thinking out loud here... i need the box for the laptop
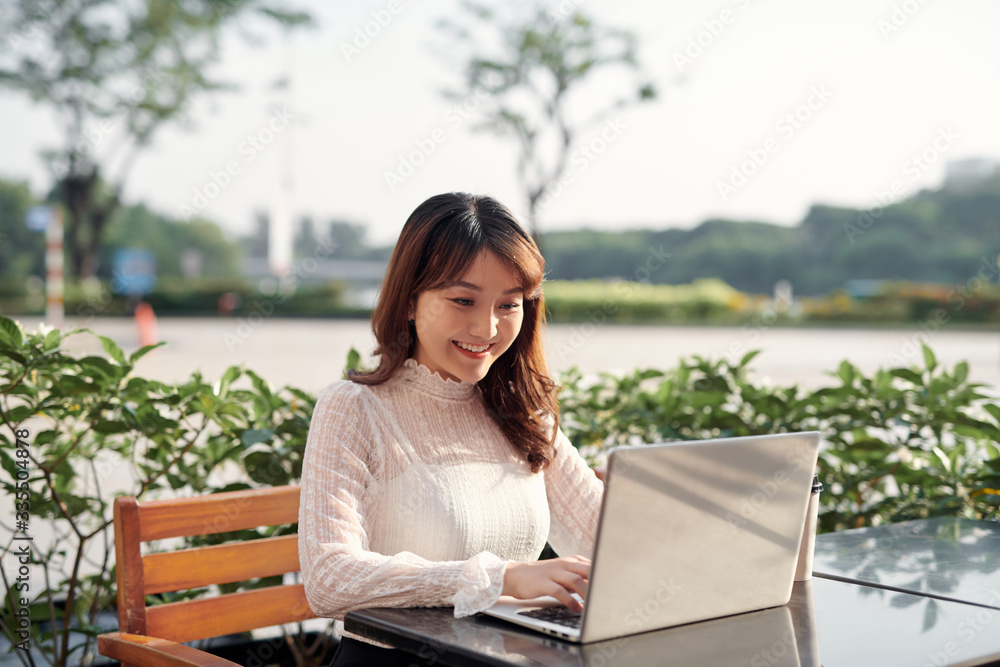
[482,431,821,643]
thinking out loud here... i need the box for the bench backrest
[113,485,315,644]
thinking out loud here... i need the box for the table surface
[813,517,1000,610]
[346,575,1000,667]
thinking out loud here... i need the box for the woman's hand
[502,555,591,612]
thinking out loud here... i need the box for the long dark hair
[350,192,558,472]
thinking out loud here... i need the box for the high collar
[396,358,479,401]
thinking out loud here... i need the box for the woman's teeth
[455,341,491,353]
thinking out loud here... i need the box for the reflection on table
[345,576,1000,667]
[813,517,1000,609]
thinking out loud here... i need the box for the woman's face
[409,251,525,383]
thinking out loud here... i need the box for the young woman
[298,192,605,666]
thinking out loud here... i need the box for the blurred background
[1,0,999,392]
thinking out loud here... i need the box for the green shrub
[558,348,1000,531]
[0,317,314,667]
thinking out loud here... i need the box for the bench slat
[138,486,300,541]
[143,535,300,595]
[145,585,315,645]
[115,497,148,635]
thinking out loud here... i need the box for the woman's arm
[544,427,605,558]
[490,428,603,612]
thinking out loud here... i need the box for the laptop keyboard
[517,606,582,629]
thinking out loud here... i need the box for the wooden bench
[97,486,317,667]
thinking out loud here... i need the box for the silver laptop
[483,431,821,643]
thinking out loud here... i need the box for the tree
[100,202,244,278]
[0,0,313,279]
[438,2,655,245]
[0,178,43,282]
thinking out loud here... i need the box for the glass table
[812,516,1000,611]
[345,518,1000,667]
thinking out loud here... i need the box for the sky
[1,0,999,246]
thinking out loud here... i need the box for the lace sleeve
[544,427,605,558]
[297,382,508,621]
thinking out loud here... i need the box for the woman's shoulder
[313,378,382,416]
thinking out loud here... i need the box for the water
[9,316,1000,392]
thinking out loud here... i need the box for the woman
[299,192,605,666]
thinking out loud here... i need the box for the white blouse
[297,359,604,641]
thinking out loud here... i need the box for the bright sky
[2,0,999,246]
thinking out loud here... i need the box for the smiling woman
[297,192,604,666]
[409,252,525,384]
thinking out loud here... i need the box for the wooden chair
[97,486,317,667]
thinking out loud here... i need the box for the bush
[0,316,316,667]
[558,348,1000,531]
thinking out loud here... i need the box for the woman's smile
[410,252,524,383]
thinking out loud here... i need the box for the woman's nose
[469,308,498,339]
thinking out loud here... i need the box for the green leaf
[0,316,23,347]
[931,447,951,473]
[838,361,855,385]
[92,420,132,434]
[99,335,127,364]
[243,450,289,485]
[345,347,362,375]
[0,349,27,366]
[43,328,61,351]
[953,361,969,385]
[214,365,243,398]
[986,443,1000,461]
[6,405,37,423]
[921,343,937,372]
[129,342,167,364]
[984,404,1000,425]
[78,355,118,379]
[890,368,923,385]
[739,350,762,368]
[241,429,274,447]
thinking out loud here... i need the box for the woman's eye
[501,302,522,311]
[451,298,474,306]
